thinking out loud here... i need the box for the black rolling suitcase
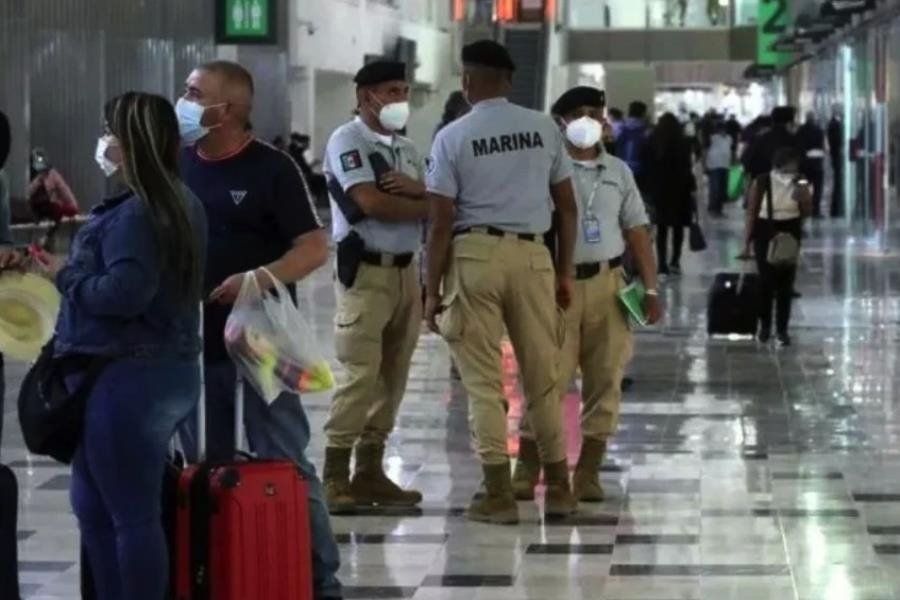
[707,272,760,336]
[1,464,21,600]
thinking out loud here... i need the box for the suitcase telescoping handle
[197,302,207,462]
[234,375,245,453]
[195,303,248,461]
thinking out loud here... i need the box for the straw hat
[0,272,60,360]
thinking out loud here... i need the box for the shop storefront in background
[783,18,892,249]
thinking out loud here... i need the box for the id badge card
[582,216,602,244]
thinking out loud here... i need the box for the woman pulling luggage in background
[740,147,812,347]
[41,92,206,600]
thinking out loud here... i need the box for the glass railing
[568,0,759,30]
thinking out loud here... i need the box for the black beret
[551,86,606,117]
[462,40,516,71]
[772,105,797,124]
[354,60,407,87]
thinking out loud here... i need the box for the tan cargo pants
[438,232,566,466]
[325,261,421,449]
[519,265,634,442]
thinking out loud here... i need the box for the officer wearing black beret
[424,39,579,524]
[514,84,662,504]
[321,58,428,513]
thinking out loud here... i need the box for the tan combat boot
[323,447,356,514]
[572,438,606,502]
[511,437,541,501]
[543,460,578,518]
[467,462,520,525]
[350,443,423,507]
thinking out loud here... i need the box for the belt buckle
[471,226,489,236]
[380,253,393,267]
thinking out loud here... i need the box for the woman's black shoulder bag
[17,338,111,464]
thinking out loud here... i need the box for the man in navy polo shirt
[177,60,341,600]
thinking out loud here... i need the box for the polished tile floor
[5,206,900,599]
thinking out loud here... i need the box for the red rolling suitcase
[174,375,313,600]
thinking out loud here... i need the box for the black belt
[575,256,623,280]
[454,226,541,243]
[360,250,414,268]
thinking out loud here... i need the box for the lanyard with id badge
[579,166,604,245]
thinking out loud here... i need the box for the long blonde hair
[105,92,201,302]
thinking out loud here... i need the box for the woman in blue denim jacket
[45,92,207,600]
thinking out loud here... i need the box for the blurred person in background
[740,147,812,347]
[796,112,826,218]
[27,148,79,224]
[742,106,799,181]
[726,114,742,159]
[827,110,844,218]
[642,113,695,275]
[617,101,650,193]
[434,90,470,139]
[288,132,327,204]
[705,121,732,217]
[607,107,625,141]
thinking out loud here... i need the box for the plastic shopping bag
[727,165,745,202]
[224,268,335,403]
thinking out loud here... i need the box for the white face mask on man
[564,116,603,149]
[370,94,410,132]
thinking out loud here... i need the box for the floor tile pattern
[5,211,900,599]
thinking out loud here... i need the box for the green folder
[617,281,648,327]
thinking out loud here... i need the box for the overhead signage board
[216,0,277,45]
[758,0,792,67]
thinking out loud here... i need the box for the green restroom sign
[217,0,277,44]
[758,0,791,67]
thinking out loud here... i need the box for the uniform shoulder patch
[340,150,363,172]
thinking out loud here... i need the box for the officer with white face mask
[321,60,428,513]
[512,86,663,504]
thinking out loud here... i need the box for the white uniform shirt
[323,117,424,254]
[426,97,573,234]
[572,152,649,263]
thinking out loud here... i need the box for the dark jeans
[830,157,843,217]
[707,168,728,214]
[805,167,824,217]
[182,360,342,600]
[753,218,802,336]
[70,357,199,600]
[657,224,684,268]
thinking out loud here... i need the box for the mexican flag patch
[340,150,363,172]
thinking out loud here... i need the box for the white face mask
[373,97,410,132]
[175,98,224,144]
[565,116,603,149]
[94,135,119,177]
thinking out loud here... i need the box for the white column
[288,65,316,146]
